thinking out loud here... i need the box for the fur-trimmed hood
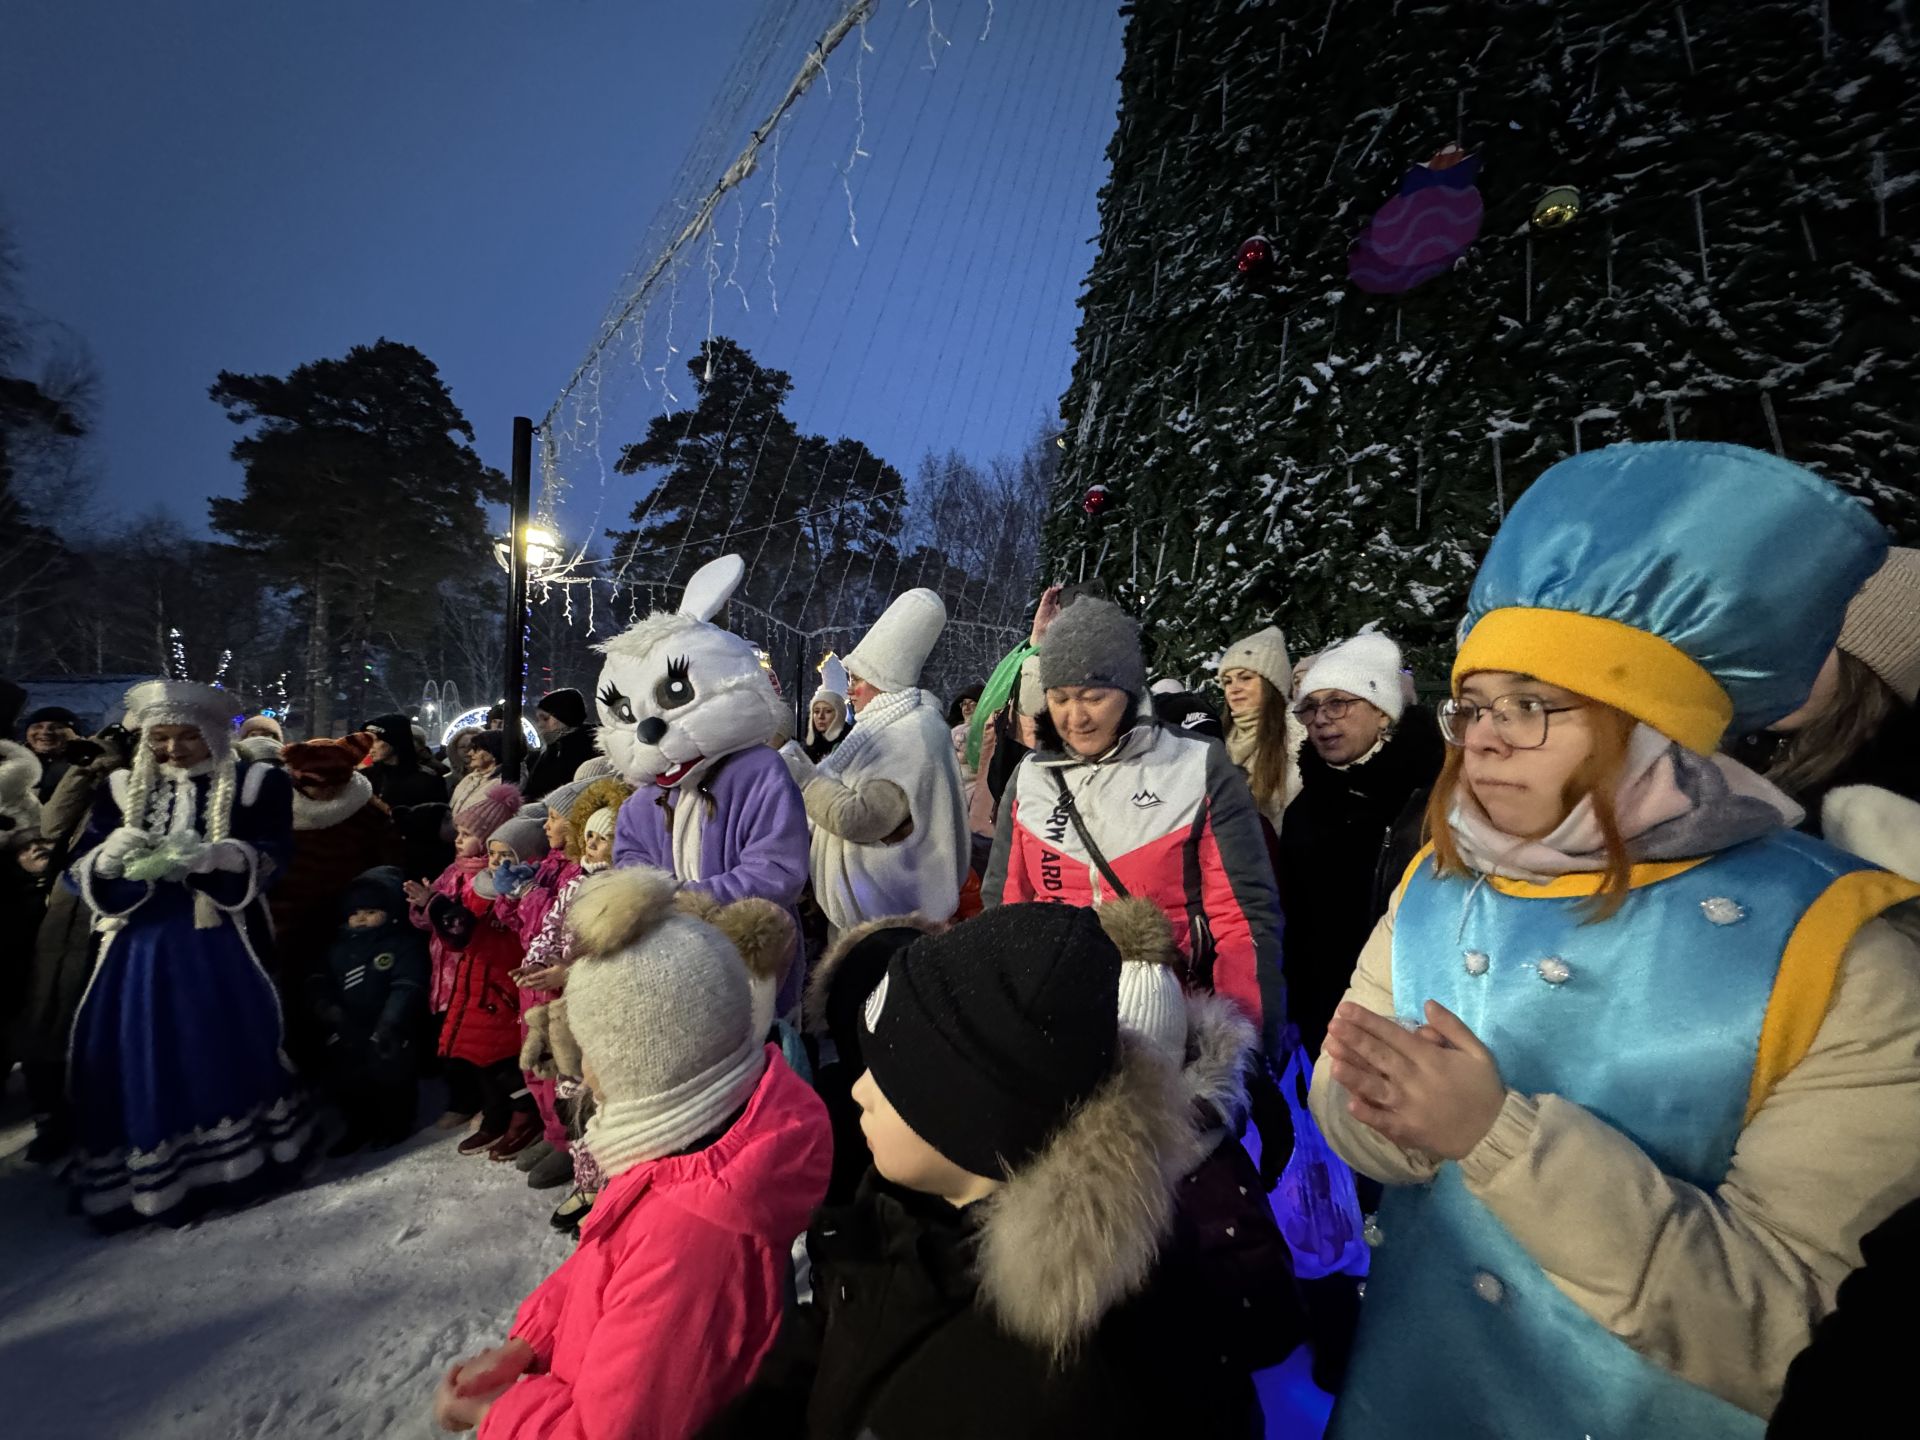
[803,911,941,1038]
[1180,989,1258,1134]
[972,1034,1207,1357]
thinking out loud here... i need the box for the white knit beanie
[844,589,948,694]
[1296,632,1407,722]
[1219,625,1294,700]
[1116,958,1187,1065]
[1094,897,1188,1065]
[583,805,618,840]
[1838,546,1920,705]
[563,868,794,1176]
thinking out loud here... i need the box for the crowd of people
[2,440,1917,1437]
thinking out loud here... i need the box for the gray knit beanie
[1037,598,1148,696]
[1838,546,1920,705]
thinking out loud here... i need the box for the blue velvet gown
[66,759,313,1227]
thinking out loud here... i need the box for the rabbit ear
[818,654,849,696]
[679,555,746,622]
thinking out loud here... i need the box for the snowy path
[0,1088,1332,1440]
[0,1100,563,1440]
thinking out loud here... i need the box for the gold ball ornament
[1530,185,1583,231]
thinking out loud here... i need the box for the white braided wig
[121,680,240,929]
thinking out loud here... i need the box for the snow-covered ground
[0,1082,563,1440]
[0,1080,1332,1440]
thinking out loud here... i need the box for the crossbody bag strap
[1050,768,1130,899]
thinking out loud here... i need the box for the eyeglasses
[1292,696,1364,723]
[1437,694,1584,749]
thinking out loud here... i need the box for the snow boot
[513,1138,554,1174]
[526,1145,574,1190]
[458,1124,505,1156]
[486,1110,543,1162]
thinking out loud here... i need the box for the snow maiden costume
[1310,443,1920,1436]
[600,555,811,1013]
[806,586,970,938]
[66,680,312,1227]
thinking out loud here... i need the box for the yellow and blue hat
[1454,442,1889,753]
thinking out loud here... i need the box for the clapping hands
[1322,1000,1508,1162]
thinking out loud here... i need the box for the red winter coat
[432,865,527,1066]
[480,1052,831,1440]
[983,719,1287,1055]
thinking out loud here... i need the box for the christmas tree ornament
[1235,234,1275,278]
[1082,482,1113,517]
[1530,185,1583,231]
[1348,144,1486,294]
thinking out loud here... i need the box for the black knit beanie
[863,903,1122,1180]
[537,688,588,729]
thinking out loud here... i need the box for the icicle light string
[883,0,1063,497]
[544,0,876,430]
[607,11,898,595]
[542,1,1108,649]
[870,2,1081,616]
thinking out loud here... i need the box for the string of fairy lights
[521,0,1122,670]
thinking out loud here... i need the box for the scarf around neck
[1448,723,1801,882]
[817,688,926,778]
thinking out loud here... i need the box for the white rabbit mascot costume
[599,556,810,1009]
[805,587,970,938]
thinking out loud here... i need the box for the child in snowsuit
[706,901,1258,1440]
[309,866,429,1154]
[488,781,592,1191]
[406,782,541,1160]
[516,779,633,1230]
[430,866,832,1438]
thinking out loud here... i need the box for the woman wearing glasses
[1307,442,1920,1438]
[1274,631,1443,1058]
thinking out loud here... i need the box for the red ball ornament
[1082,482,1112,517]
[1235,234,1275,277]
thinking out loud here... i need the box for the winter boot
[525,1145,574,1190]
[458,1124,505,1156]
[513,1138,554,1174]
[486,1110,543,1162]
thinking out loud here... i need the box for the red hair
[1424,698,1639,921]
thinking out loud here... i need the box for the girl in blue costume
[67,680,312,1229]
[1309,442,1920,1436]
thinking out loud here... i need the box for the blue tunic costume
[1320,442,1912,1433]
[66,758,312,1226]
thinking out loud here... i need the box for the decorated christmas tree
[1049,0,1920,680]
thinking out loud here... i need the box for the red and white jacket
[984,719,1286,1054]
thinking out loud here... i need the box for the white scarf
[585,1040,766,1178]
[816,687,926,777]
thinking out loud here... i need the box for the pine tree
[1050,0,1920,680]
[210,340,505,735]
[609,337,906,624]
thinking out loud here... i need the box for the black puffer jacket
[522,724,599,801]
[1276,707,1443,1055]
[366,758,449,880]
[702,1041,1263,1440]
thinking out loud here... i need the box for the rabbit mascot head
[595,555,786,790]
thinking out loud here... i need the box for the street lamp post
[503,417,533,782]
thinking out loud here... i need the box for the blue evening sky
[3,0,1124,545]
